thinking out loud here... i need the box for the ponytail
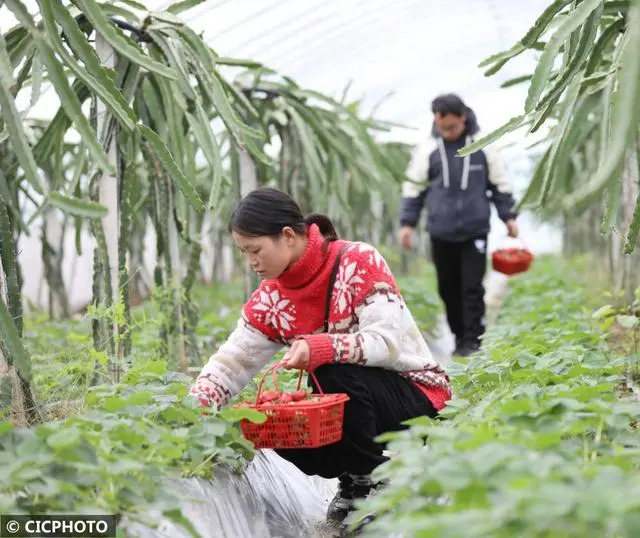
[304,213,339,241]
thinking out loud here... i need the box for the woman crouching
[190,187,451,531]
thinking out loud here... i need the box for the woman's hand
[190,376,219,408]
[399,225,413,250]
[282,339,310,370]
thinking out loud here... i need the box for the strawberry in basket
[236,360,349,449]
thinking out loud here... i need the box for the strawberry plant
[1,281,264,535]
[0,356,263,536]
[353,256,640,538]
[593,287,640,356]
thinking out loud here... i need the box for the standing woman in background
[399,93,519,357]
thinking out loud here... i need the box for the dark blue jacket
[399,108,518,242]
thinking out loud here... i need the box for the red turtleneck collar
[276,224,335,289]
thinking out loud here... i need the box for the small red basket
[492,246,534,276]
[237,361,350,449]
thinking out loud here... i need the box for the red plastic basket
[492,247,534,276]
[237,361,350,449]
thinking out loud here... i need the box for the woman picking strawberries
[190,187,451,532]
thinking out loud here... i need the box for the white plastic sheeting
[121,449,337,538]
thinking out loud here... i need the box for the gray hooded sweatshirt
[399,108,517,242]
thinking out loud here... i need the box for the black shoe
[337,478,387,536]
[339,513,377,537]
[457,340,481,357]
[327,474,377,524]
[327,475,354,524]
[452,337,464,357]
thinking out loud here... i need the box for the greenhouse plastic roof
[2,0,550,145]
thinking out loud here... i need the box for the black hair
[228,186,339,241]
[431,93,468,117]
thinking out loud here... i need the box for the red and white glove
[189,377,219,409]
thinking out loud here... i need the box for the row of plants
[356,255,640,537]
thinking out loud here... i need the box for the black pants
[275,364,438,478]
[430,235,487,347]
